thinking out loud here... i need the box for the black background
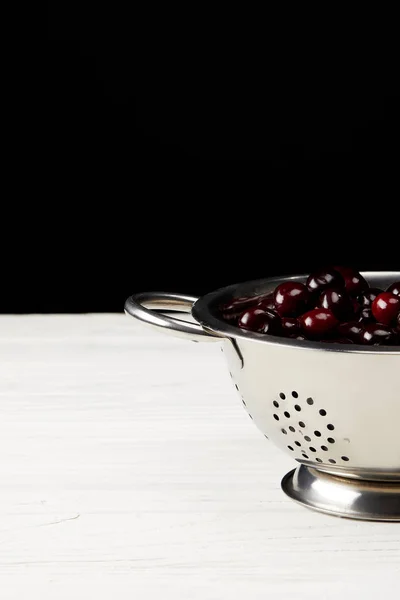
[8,5,399,313]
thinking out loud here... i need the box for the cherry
[281,317,300,337]
[358,288,384,308]
[273,282,309,317]
[371,292,400,326]
[306,268,345,296]
[318,288,354,320]
[338,321,365,344]
[362,323,396,346]
[238,307,280,334]
[387,281,400,297]
[299,308,339,339]
[333,266,369,296]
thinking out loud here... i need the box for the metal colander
[125,271,400,521]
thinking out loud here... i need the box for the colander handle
[124,292,223,342]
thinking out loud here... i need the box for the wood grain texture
[0,315,398,599]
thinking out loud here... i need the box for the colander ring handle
[124,292,223,342]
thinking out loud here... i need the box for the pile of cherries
[220,267,400,346]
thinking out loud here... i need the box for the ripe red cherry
[238,307,280,334]
[299,308,339,339]
[338,321,365,344]
[371,292,400,326]
[362,323,396,346]
[273,282,309,317]
[333,266,368,296]
[387,281,400,297]
[306,268,345,296]
[318,288,354,320]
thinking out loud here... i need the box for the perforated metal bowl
[125,272,400,521]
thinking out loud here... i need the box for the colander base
[281,465,400,521]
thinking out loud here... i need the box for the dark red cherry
[338,321,365,344]
[387,281,400,297]
[273,282,309,317]
[318,288,354,320]
[281,317,300,336]
[238,308,271,333]
[362,323,396,346]
[299,308,339,339]
[238,307,280,334]
[371,292,400,326]
[306,268,345,296]
[333,266,368,296]
[358,288,384,308]
[358,307,375,324]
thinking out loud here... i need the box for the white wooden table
[0,315,398,599]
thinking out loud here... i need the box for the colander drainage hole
[306,397,314,405]
[234,383,239,391]
[321,446,328,451]
[280,393,286,400]
[327,437,335,444]
[273,400,279,408]
[316,458,323,463]
[284,411,291,418]
[329,459,336,464]
[289,426,295,432]
[299,421,305,428]
[292,391,299,398]
[294,441,301,447]
[281,428,287,435]
[273,414,279,421]
[327,424,335,431]
[309,447,316,452]
[304,436,311,442]
[319,409,327,416]
[341,456,350,462]
[294,405,301,412]
[314,430,322,437]
[288,445,294,451]
[302,453,309,459]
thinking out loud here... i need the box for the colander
[124,272,400,521]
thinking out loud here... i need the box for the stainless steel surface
[125,272,400,520]
[124,292,222,342]
[282,466,400,521]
